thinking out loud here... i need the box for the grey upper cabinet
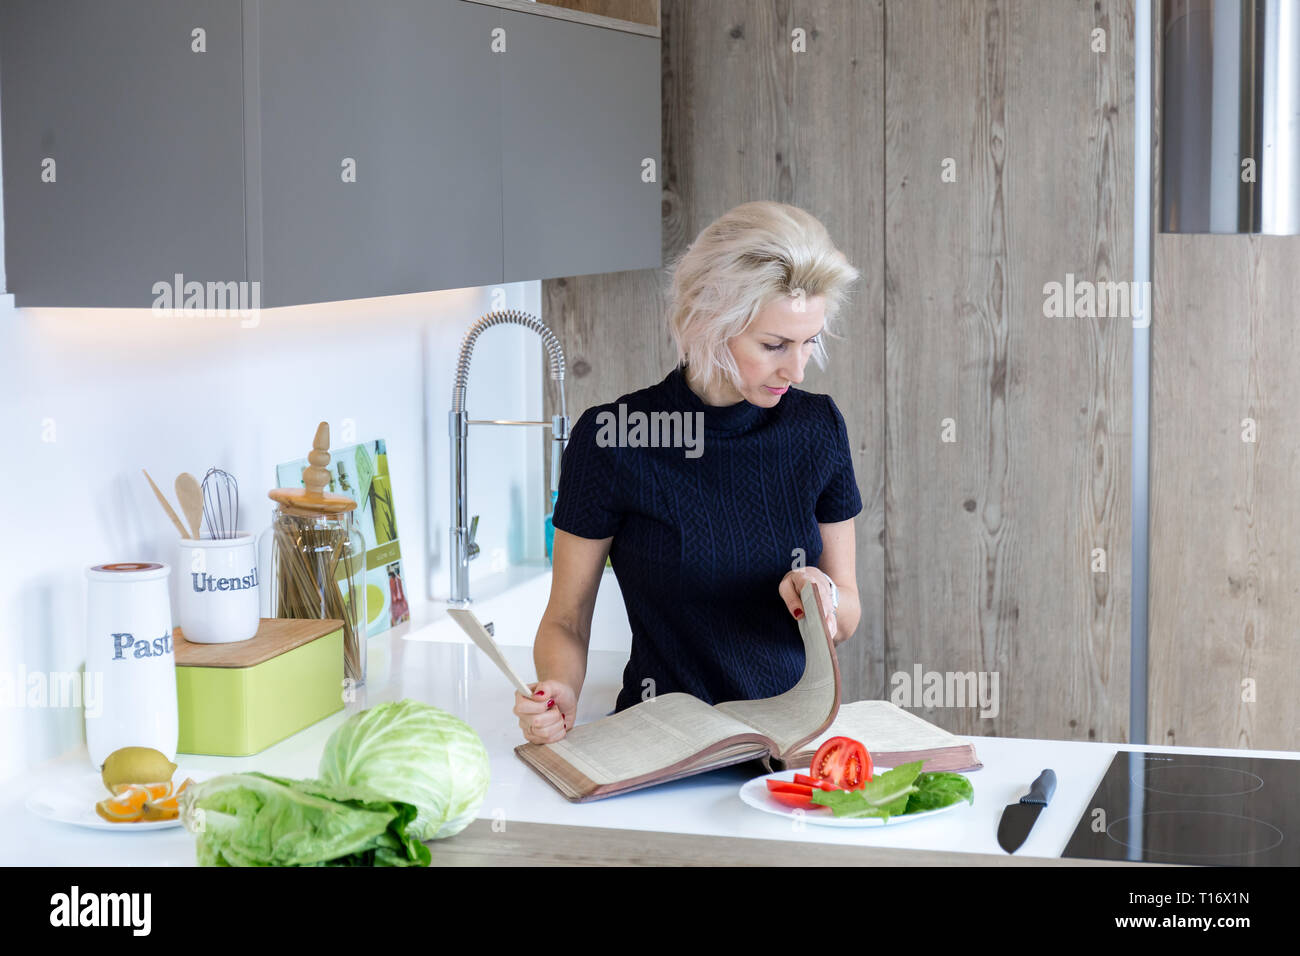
[256,0,503,306]
[498,8,661,282]
[0,0,246,308]
[0,0,660,308]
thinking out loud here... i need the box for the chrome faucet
[449,310,569,606]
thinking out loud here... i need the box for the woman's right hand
[514,680,578,744]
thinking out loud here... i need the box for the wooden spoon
[175,473,205,539]
[142,469,189,538]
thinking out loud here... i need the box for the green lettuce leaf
[809,761,925,820]
[906,772,976,813]
[181,771,432,867]
[808,763,975,821]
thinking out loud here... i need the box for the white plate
[26,772,208,832]
[739,768,971,828]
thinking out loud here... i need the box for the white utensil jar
[176,533,259,644]
[84,562,178,767]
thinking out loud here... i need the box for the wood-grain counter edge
[430,819,1172,867]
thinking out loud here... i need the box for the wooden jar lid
[268,422,357,518]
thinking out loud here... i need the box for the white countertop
[6,569,1299,866]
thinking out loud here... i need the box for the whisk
[202,467,240,539]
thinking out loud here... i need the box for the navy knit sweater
[551,363,862,713]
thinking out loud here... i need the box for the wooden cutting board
[174,618,344,668]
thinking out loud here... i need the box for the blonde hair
[666,201,861,394]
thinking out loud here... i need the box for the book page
[544,692,765,786]
[795,699,969,757]
[713,581,839,756]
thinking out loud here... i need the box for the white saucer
[26,772,207,831]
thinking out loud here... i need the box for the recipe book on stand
[515,583,982,802]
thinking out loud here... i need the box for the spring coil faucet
[449,310,569,605]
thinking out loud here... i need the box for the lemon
[100,747,176,794]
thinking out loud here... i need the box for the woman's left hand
[778,568,838,644]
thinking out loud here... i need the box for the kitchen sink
[403,566,631,653]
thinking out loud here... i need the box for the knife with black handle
[997,769,1057,853]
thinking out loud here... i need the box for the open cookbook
[514,582,982,802]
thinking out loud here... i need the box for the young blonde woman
[514,201,863,744]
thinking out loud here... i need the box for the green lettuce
[906,771,976,813]
[810,761,925,820]
[809,762,974,821]
[180,772,431,867]
[318,699,490,840]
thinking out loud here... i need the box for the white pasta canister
[84,562,178,768]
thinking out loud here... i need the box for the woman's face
[722,294,827,407]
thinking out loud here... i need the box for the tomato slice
[809,736,872,790]
[763,778,832,810]
[766,780,814,795]
[793,773,838,791]
[768,790,818,809]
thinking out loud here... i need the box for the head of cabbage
[318,699,489,840]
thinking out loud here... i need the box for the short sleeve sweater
[550,363,862,713]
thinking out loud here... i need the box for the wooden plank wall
[545,0,1135,742]
[539,0,660,29]
[1145,0,1299,753]
[884,0,1132,740]
[1149,236,1300,750]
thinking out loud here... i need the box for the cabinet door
[0,0,246,307]
[256,0,503,307]
[497,9,661,282]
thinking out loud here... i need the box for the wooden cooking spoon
[175,472,205,539]
[142,469,189,538]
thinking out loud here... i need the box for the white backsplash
[0,283,551,784]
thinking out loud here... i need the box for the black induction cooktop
[1062,750,1298,865]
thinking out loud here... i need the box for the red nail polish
[534,690,545,696]
[793,608,804,619]
[547,700,555,709]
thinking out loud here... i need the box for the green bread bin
[174,618,345,756]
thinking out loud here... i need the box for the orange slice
[140,795,179,822]
[94,787,150,823]
[110,780,173,800]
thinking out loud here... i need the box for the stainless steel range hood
[1162,0,1300,233]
